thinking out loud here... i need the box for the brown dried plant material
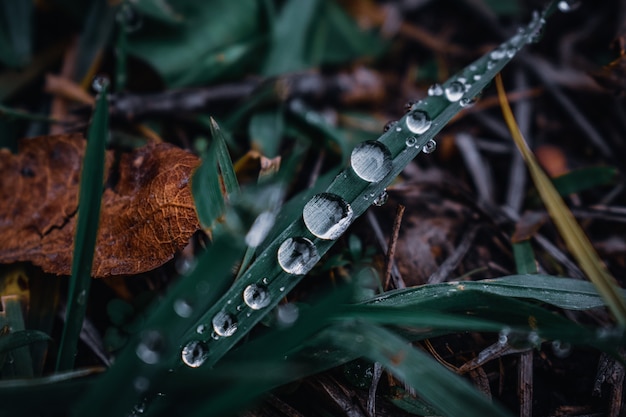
[0,134,201,277]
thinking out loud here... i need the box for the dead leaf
[0,134,201,277]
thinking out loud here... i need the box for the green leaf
[322,323,515,417]
[248,108,285,158]
[56,81,110,372]
[513,241,538,274]
[0,1,33,68]
[552,166,617,196]
[0,330,50,355]
[191,136,224,229]
[209,117,239,197]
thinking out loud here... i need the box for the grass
[0,0,625,416]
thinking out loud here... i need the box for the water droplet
[473,74,482,81]
[395,126,402,132]
[133,376,150,393]
[487,60,497,70]
[350,141,392,182]
[279,286,285,292]
[76,290,87,305]
[173,298,193,318]
[373,189,388,207]
[405,137,417,147]
[489,49,506,61]
[303,193,353,240]
[196,324,208,334]
[422,139,437,154]
[498,328,510,345]
[212,311,238,337]
[243,284,271,310]
[383,120,397,132]
[444,81,465,102]
[505,47,516,58]
[551,340,572,358]
[181,340,209,368]
[116,3,143,32]
[405,110,432,135]
[92,75,110,93]
[262,277,269,285]
[277,237,320,275]
[175,257,196,275]
[427,83,444,96]
[528,12,546,44]
[557,0,580,12]
[210,331,219,340]
[130,398,148,416]
[459,97,475,108]
[245,211,276,247]
[277,303,299,327]
[136,330,165,365]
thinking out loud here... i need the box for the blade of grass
[495,74,626,325]
[56,82,110,372]
[0,330,50,355]
[513,241,538,274]
[209,117,239,196]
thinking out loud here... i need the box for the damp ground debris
[0,1,625,417]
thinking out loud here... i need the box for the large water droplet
[181,340,209,368]
[277,237,320,275]
[422,139,437,154]
[245,211,276,247]
[444,81,465,102]
[427,83,443,96]
[303,193,353,240]
[373,189,388,207]
[243,284,271,310]
[405,110,432,135]
[212,311,238,337]
[136,330,165,364]
[350,141,392,183]
[173,298,193,318]
[557,0,580,12]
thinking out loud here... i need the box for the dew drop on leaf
[277,237,320,275]
[181,340,209,368]
[350,141,392,182]
[557,0,580,12]
[173,298,193,318]
[405,110,432,135]
[422,139,437,154]
[303,193,353,240]
[243,283,271,310]
[427,83,443,96]
[444,81,465,102]
[212,311,238,337]
[405,137,417,147]
[373,189,388,207]
[136,330,165,365]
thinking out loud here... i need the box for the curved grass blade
[173,4,558,372]
[496,74,626,325]
[321,322,515,417]
[0,330,50,355]
[56,82,110,372]
[365,274,624,311]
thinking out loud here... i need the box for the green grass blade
[0,1,33,67]
[322,322,515,417]
[513,241,538,274]
[191,136,224,229]
[551,166,617,196]
[366,274,623,311]
[0,330,50,355]
[209,117,239,196]
[55,82,110,372]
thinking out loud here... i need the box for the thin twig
[384,204,405,290]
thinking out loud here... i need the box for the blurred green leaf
[552,166,617,196]
[513,241,538,274]
[0,330,50,355]
[249,108,285,158]
[482,0,521,17]
[0,1,33,68]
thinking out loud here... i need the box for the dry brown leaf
[0,134,201,277]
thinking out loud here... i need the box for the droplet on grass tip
[444,81,465,102]
[243,284,271,310]
[181,340,209,368]
[422,139,437,154]
[277,237,320,275]
[405,110,432,135]
[212,311,238,337]
[350,141,392,183]
[303,193,353,240]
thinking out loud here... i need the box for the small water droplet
[551,340,572,358]
[383,120,397,132]
[243,284,271,310]
[279,286,285,292]
[303,193,353,240]
[422,139,437,154]
[277,303,299,327]
[116,3,143,32]
[350,141,392,183]
[557,0,580,12]
[373,189,388,207]
[130,398,148,416]
[133,376,150,393]
[444,81,465,102]
[210,331,219,340]
[459,97,475,108]
[181,340,209,368]
[277,237,320,275]
[395,126,402,132]
[136,330,165,365]
[405,110,432,135]
[196,324,208,334]
[473,74,482,81]
[427,83,443,96]
[262,277,269,285]
[92,75,110,93]
[505,47,516,58]
[245,211,276,247]
[489,49,506,61]
[498,327,511,345]
[212,311,238,337]
[405,137,417,147]
[173,298,193,318]
[76,290,87,305]
[487,60,497,70]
